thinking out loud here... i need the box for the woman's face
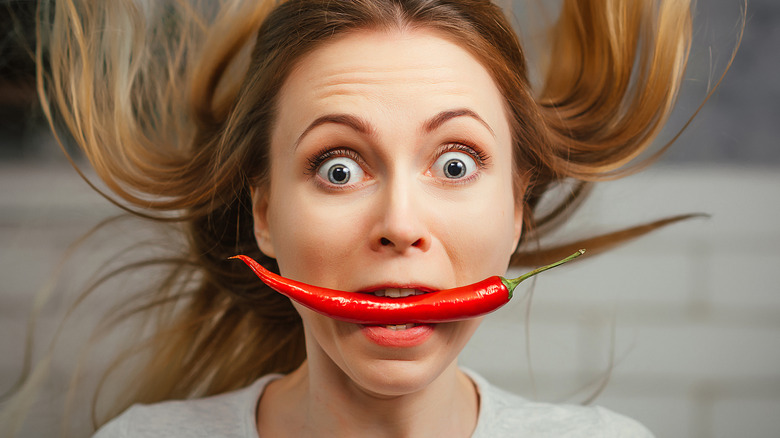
[252,28,523,396]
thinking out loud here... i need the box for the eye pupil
[444,159,466,178]
[328,165,350,184]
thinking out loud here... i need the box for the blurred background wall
[1,0,778,437]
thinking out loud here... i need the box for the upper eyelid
[435,142,491,166]
[305,147,364,175]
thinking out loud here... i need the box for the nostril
[377,237,426,250]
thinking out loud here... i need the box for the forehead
[272,28,510,141]
[297,29,483,94]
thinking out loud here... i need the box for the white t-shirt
[94,369,653,437]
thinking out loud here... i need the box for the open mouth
[383,323,418,330]
[370,288,427,298]
[368,289,428,329]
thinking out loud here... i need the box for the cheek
[267,188,368,283]
[434,188,519,280]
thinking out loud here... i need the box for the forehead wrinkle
[312,66,466,99]
[315,84,470,101]
[314,78,470,101]
[318,63,456,81]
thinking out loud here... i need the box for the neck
[258,359,479,438]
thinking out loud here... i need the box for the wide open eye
[317,156,365,185]
[430,151,478,180]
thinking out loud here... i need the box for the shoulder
[92,374,280,438]
[465,369,653,438]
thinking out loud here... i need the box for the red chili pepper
[230,250,584,324]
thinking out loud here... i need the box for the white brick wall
[2,164,779,437]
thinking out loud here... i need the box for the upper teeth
[373,288,424,298]
[385,324,416,330]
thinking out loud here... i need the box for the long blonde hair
[16,0,736,432]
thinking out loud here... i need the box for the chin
[346,355,457,398]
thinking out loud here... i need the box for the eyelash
[303,142,491,178]
[436,142,491,168]
[304,147,363,176]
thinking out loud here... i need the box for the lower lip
[361,324,435,348]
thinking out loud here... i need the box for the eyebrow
[423,108,495,138]
[294,114,374,150]
[293,108,495,149]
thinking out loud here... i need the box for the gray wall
[504,0,779,165]
[660,0,779,164]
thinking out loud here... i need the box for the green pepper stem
[501,249,585,299]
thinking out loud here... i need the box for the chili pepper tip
[501,249,585,299]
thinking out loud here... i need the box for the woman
[28,0,704,436]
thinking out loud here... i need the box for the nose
[369,179,431,254]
